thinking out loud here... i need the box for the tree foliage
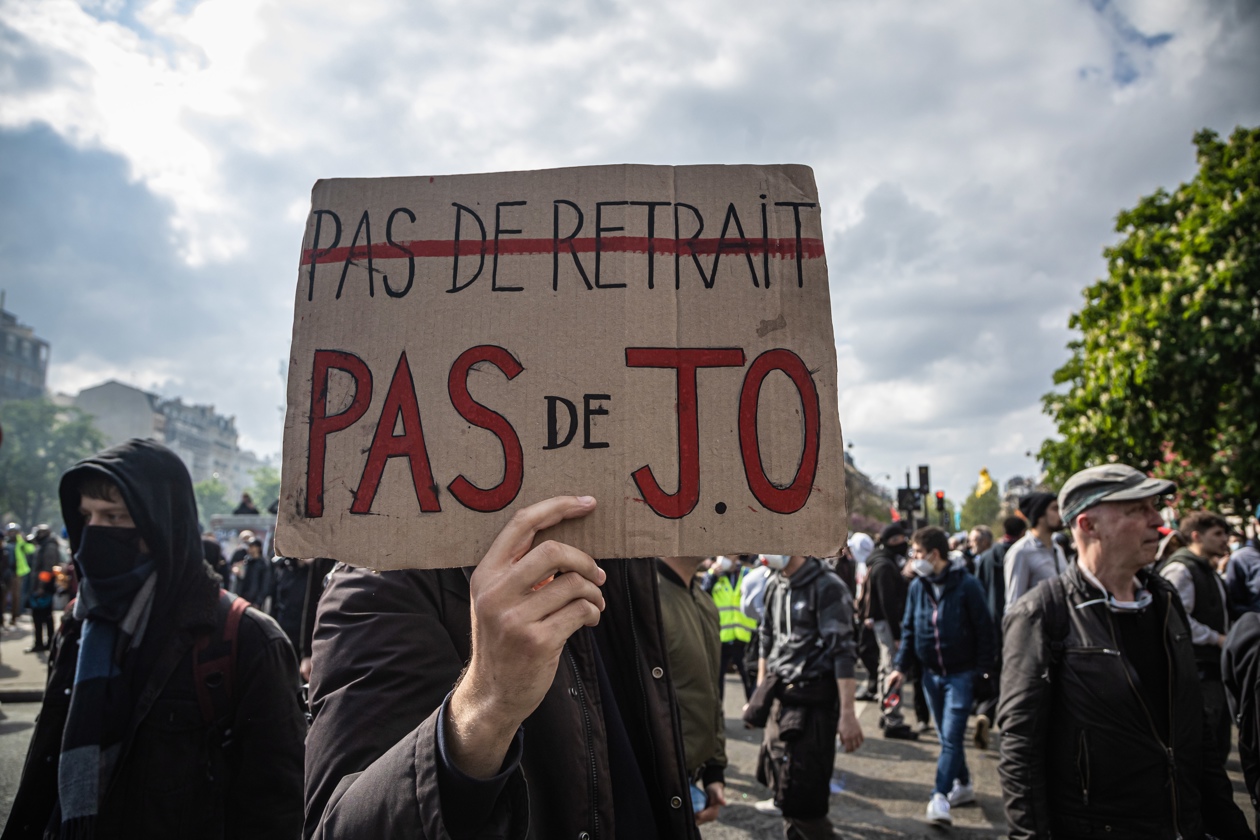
[1041,126,1260,512]
[194,478,233,519]
[960,482,1002,531]
[246,465,282,512]
[0,397,105,529]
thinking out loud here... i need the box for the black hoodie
[4,440,306,840]
[59,438,221,640]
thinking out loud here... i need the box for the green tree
[194,477,233,518]
[1041,126,1260,512]
[247,465,281,512]
[0,397,105,529]
[960,482,1001,531]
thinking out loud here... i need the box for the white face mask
[911,558,936,578]
[715,556,734,573]
[762,555,790,570]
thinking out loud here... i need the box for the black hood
[59,438,219,626]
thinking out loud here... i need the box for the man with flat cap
[997,464,1251,839]
[1002,491,1066,612]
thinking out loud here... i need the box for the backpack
[193,590,250,738]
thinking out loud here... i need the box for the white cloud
[3,0,1258,502]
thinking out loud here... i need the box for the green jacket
[10,536,33,578]
[657,561,727,786]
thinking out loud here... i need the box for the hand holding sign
[444,494,604,779]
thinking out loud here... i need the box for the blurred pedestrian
[1003,491,1066,611]
[887,526,994,826]
[972,515,1026,747]
[858,523,917,740]
[235,537,273,610]
[234,492,260,515]
[1158,510,1234,762]
[702,555,758,700]
[1226,510,1260,616]
[269,555,335,682]
[5,524,33,627]
[25,524,60,653]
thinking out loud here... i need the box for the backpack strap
[194,590,250,727]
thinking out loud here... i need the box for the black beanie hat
[878,522,907,545]
[1019,492,1056,527]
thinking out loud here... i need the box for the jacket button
[670,795,682,809]
[651,667,664,679]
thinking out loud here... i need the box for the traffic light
[935,490,946,511]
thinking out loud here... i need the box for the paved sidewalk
[0,615,52,703]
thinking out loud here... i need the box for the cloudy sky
[1,0,1257,505]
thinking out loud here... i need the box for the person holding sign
[304,496,702,840]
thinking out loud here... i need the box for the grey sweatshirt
[758,557,857,683]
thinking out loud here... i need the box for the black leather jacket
[996,563,1249,840]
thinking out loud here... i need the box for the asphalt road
[0,677,1252,838]
[0,702,38,828]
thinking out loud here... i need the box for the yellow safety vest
[711,570,757,643]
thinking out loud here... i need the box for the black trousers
[721,640,755,701]
[31,605,53,648]
[758,693,840,821]
[857,624,879,693]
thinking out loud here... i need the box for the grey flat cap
[1059,464,1175,524]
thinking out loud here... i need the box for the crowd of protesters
[2,438,1258,839]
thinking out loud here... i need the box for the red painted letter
[447,345,525,512]
[626,347,745,518]
[307,350,373,517]
[738,349,820,514]
[351,352,442,515]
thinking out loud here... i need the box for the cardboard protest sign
[275,164,846,569]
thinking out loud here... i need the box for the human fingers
[482,496,597,571]
[536,594,604,640]
[517,568,607,623]
[511,539,604,595]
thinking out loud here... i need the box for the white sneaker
[753,798,782,816]
[947,780,975,806]
[926,793,952,825]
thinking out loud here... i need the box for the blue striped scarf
[57,562,155,839]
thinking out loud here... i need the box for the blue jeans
[921,668,973,796]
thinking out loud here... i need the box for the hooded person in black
[4,439,306,840]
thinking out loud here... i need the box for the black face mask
[76,526,146,581]
[889,541,909,557]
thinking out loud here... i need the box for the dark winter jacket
[894,561,994,677]
[304,558,700,840]
[236,553,275,609]
[857,547,908,639]
[27,536,60,608]
[3,439,305,840]
[270,557,335,660]
[997,563,1250,840]
[758,558,856,684]
[974,539,1014,628]
[1223,611,1260,832]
